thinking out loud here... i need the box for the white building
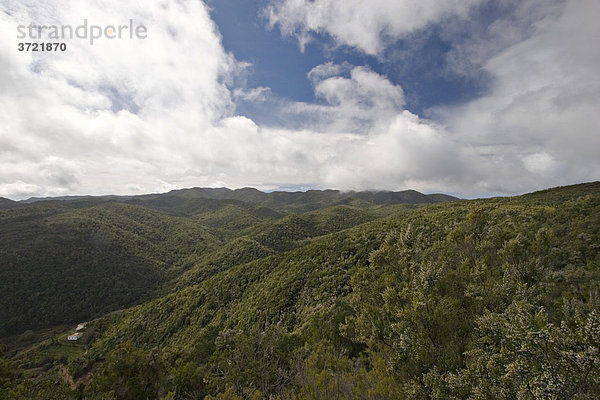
[67,332,84,341]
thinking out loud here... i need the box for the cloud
[254,65,478,194]
[281,64,405,133]
[434,0,600,193]
[262,0,600,196]
[1,0,598,200]
[3,1,466,200]
[233,86,271,103]
[0,181,44,198]
[1,0,235,198]
[266,0,481,54]
[439,0,565,78]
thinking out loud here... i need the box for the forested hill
[21,187,458,213]
[0,187,455,337]
[1,182,599,399]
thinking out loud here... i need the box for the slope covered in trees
[1,188,434,337]
[0,202,221,336]
[1,183,598,399]
[23,187,457,214]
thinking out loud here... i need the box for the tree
[88,342,168,399]
[446,301,600,399]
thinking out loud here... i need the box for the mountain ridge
[0,197,20,209]
[20,187,459,205]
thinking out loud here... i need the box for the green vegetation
[1,183,599,399]
[0,202,220,336]
[0,188,435,338]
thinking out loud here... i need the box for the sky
[0,0,599,199]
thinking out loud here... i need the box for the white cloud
[254,65,479,194]
[522,152,559,175]
[1,0,598,200]
[435,0,600,193]
[233,86,271,103]
[266,0,481,54]
[264,0,600,196]
[1,0,234,198]
[282,64,405,133]
[440,0,565,78]
[3,2,462,201]
[0,181,44,198]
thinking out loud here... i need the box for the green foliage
[0,345,19,392]
[289,341,404,400]
[0,365,72,400]
[2,182,599,399]
[204,385,248,400]
[343,185,600,397]
[0,202,219,336]
[173,237,275,289]
[444,302,600,399]
[87,342,168,399]
[204,326,301,397]
[1,189,407,338]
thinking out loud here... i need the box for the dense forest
[1,183,598,399]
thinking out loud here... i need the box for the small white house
[75,323,87,331]
[67,332,84,341]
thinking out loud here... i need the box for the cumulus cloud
[0,181,44,198]
[1,0,598,200]
[1,0,234,198]
[280,63,405,133]
[257,64,478,193]
[2,0,468,200]
[266,0,481,54]
[440,0,565,78]
[266,0,600,195]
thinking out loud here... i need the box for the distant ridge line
[16,187,459,205]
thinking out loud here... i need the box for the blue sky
[1,0,599,199]
[209,0,492,117]
[209,0,319,103]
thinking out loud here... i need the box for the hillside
[0,202,221,336]
[1,182,598,399]
[0,197,20,210]
[21,187,458,214]
[136,187,458,213]
[0,188,435,338]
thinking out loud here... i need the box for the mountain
[2,187,436,337]
[151,187,459,212]
[1,182,598,399]
[21,187,459,214]
[0,197,20,209]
